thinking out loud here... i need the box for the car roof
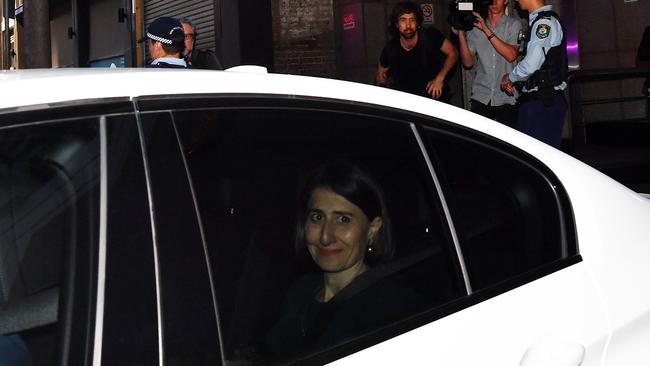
[0,67,410,108]
[0,67,466,120]
[1,68,642,231]
[0,68,507,140]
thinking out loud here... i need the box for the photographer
[456,0,522,128]
[377,1,458,101]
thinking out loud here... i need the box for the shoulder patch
[536,24,551,39]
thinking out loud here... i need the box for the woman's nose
[319,221,336,246]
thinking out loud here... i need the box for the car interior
[0,122,100,365]
[425,128,567,290]
[176,107,467,363]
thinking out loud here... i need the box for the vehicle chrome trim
[169,114,227,365]
[410,123,473,295]
[134,102,165,365]
[92,117,108,366]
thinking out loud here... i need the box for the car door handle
[519,340,586,366]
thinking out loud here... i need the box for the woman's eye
[338,215,351,224]
[309,212,323,222]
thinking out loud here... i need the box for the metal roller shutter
[144,0,216,52]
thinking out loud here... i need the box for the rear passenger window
[423,127,577,290]
[174,105,466,364]
[0,120,100,365]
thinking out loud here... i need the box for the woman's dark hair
[390,1,424,29]
[295,162,394,266]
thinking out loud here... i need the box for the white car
[0,69,648,366]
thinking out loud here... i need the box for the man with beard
[377,1,458,101]
[457,0,522,128]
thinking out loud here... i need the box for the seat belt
[329,245,441,305]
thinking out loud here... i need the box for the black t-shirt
[187,49,223,70]
[265,273,420,359]
[380,27,446,98]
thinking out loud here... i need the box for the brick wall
[272,0,338,78]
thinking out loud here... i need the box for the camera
[448,0,493,31]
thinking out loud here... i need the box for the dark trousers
[517,95,567,149]
[470,99,518,128]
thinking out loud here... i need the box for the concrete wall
[573,0,649,130]
[576,0,649,69]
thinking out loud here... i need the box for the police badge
[536,24,551,39]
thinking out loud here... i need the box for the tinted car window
[173,105,465,364]
[0,119,100,365]
[423,127,577,290]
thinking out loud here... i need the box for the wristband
[487,33,495,41]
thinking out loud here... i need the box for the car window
[172,104,466,364]
[0,119,100,365]
[422,126,577,290]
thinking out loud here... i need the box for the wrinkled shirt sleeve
[509,18,561,82]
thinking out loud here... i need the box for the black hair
[295,162,394,267]
[161,42,185,55]
[390,1,424,29]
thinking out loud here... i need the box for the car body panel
[329,261,609,365]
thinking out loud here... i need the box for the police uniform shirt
[467,15,522,106]
[508,5,565,92]
[148,57,188,68]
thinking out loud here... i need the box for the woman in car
[266,162,420,358]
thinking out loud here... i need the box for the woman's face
[305,187,382,274]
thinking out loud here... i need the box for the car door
[332,119,610,365]
[131,94,609,366]
[134,95,472,365]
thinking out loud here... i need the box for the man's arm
[427,38,458,99]
[377,65,389,86]
[509,18,558,83]
[502,18,558,94]
[457,30,476,68]
[472,12,519,62]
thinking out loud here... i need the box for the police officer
[145,17,187,68]
[500,0,568,148]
